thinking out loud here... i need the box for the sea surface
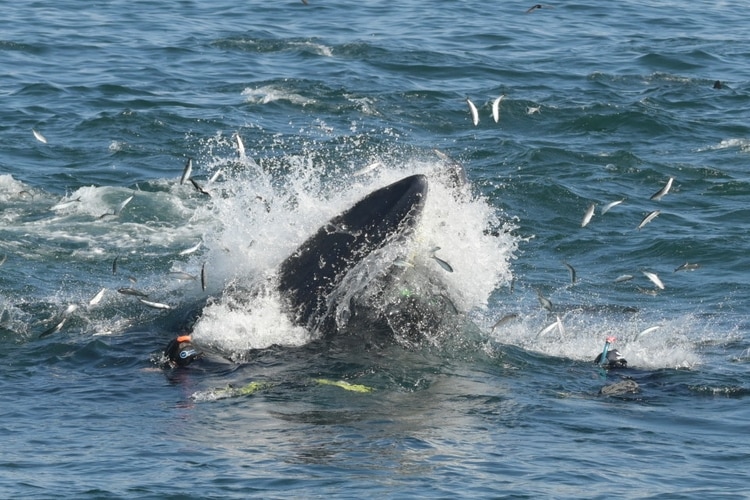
[2,1,750,498]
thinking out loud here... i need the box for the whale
[163,174,432,366]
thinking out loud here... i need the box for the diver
[594,336,628,369]
[163,334,202,368]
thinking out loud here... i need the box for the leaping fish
[637,210,660,230]
[650,177,674,201]
[32,128,48,144]
[430,247,454,273]
[601,199,625,215]
[491,94,505,123]
[491,313,520,331]
[88,288,107,307]
[642,271,665,290]
[674,262,700,272]
[180,158,193,185]
[581,203,595,227]
[563,261,576,284]
[233,132,246,159]
[466,98,479,126]
[138,298,173,310]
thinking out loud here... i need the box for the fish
[39,317,67,338]
[526,4,553,13]
[112,255,119,275]
[138,298,173,310]
[179,241,202,256]
[526,106,541,115]
[190,178,211,196]
[491,313,520,331]
[201,262,207,292]
[466,98,479,126]
[674,262,700,272]
[642,271,665,290]
[601,199,624,215]
[431,253,454,273]
[536,289,553,311]
[650,177,674,201]
[88,288,107,306]
[168,271,197,280]
[117,287,149,298]
[581,203,595,227]
[614,274,634,283]
[634,325,660,341]
[491,94,505,123]
[636,210,660,230]
[234,132,246,159]
[563,261,576,284]
[115,194,134,215]
[180,158,193,185]
[0,254,6,267]
[536,315,563,338]
[353,161,383,177]
[50,197,82,211]
[32,128,48,144]
[207,168,223,185]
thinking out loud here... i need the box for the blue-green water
[2,1,750,498]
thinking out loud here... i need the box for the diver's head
[164,335,201,367]
[594,348,628,369]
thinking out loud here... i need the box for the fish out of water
[112,255,119,275]
[492,94,505,123]
[233,132,246,159]
[430,249,454,273]
[674,262,700,272]
[491,313,520,331]
[614,274,634,283]
[116,194,134,215]
[88,288,107,306]
[466,98,479,126]
[563,261,576,284]
[117,287,149,298]
[0,254,6,267]
[179,241,202,256]
[190,178,211,196]
[536,289,553,311]
[180,158,193,185]
[581,203,595,227]
[201,263,207,292]
[650,177,674,201]
[138,298,173,310]
[526,4,553,13]
[636,210,660,230]
[643,271,665,290]
[32,128,48,144]
[50,197,82,211]
[601,199,624,215]
[634,325,660,341]
[353,161,383,177]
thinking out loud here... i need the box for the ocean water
[2,1,750,498]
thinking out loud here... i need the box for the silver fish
[634,325,660,341]
[491,313,520,331]
[39,317,67,338]
[201,262,207,292]
[32,128,48,144]
[650,177,674,201]
[642,271,665,290]
[674,262,700,272]
[88,288,107,306]
[115,194,134,215]
[601,199,624,215]
[353,161,383,177]
[180,157,193,185]
[563,261,576,284]
[168,271,197,280]
[536,315,563,338]
[207,168,223,185]
[636,210,660,230]
[179,241,202,256]
[581,203,595,227]
[234,132,246,159]
[431,254,454,273]
[190,178,211,196]
[0,254,6,267]
[466,98,479,126]
[117,287,149,298]
[138,298,173,310]
[614,274,634,283]
[536,289,553,311]
[50,197,82,211]
[491,94,505,123]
